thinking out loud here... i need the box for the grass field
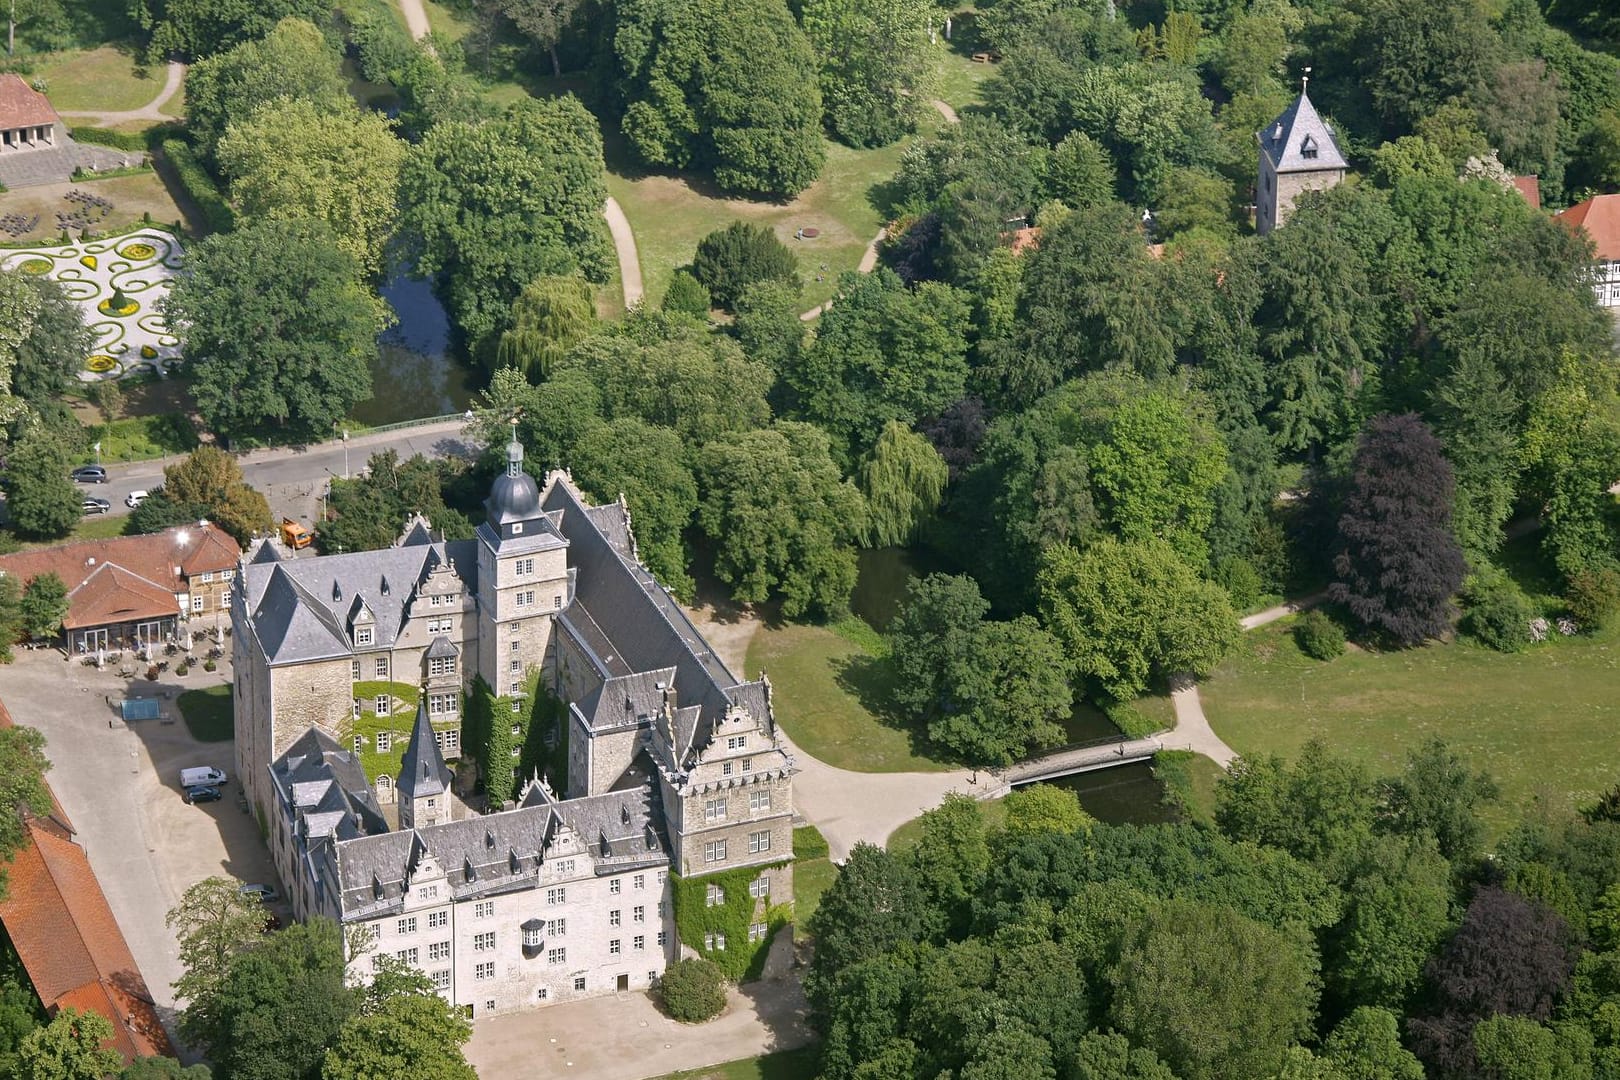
[651,1047,821,1080]
[1200,618,1620,836]
[0,173,189,244]
[178,685,234,742]
[87,414,199,463]
[31,45,168,114]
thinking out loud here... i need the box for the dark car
[81,497,111,515]
[70,465,108,484]
[185,785,223,804]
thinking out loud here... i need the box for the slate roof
[1257,90,1347,174]
[0,75,59,129]
[242,538,477,664]
[572,668,677,735]
[396,700,449,803]
[269,728,387,844]
[1558,194,1620,261]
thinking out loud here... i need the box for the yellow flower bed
[79,254,97,270]
[97,297,138,316]
[140,345,157,359]
[86,355,117,373]
[119,243,157,261]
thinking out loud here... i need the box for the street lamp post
[341,429,349,479]
[92,441,101,466]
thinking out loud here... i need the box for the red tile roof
[62,563,180,630]
[0,817,175,1064]
[1512,175,1541,210]
[1008,226,1042,255]
[1556,194,1620,261]
[0,75,58,130]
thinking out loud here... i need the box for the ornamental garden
[1,227,184,380]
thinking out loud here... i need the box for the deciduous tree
[14,1008,121,1080]
[134,446,274,547]
[569,418,697,598]
[494,275,597,380]
[859,422,948,548]
[168,876,275,1053]
[130,0,329,59]
[18,573,67,643]
[801,0,936,148]
[321,959,476,1080]
[11,276,91,405]
[6,431,81,539]
[183,18,351,158]
[1322,1007,1426,1080]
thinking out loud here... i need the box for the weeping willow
[859,420,948,547]
[495,274,597,379]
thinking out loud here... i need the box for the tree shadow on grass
[830,651,942,763]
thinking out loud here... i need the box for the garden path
[57,61,185,126]
[931,99,960,124]
[604,196,644,308]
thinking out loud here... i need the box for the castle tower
[474,425,571,713]
[397,698,451,830]
[1256,71,1348,235]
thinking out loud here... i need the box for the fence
[359,412,475,436]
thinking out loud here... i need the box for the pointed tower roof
[1257,87,1347,174]
[397,699,448,803]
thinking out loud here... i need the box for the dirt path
[604,196,645,308]
[798,228,885,322]
[59,60,185,125]
[397,0,431,41]
[931,99,960,124]
[1241,593,1323,631]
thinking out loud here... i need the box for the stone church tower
[1256,74,1348,235]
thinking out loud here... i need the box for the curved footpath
[59,60,185,126]
[604,196,644,308]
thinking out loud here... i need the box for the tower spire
[506,417,522,478]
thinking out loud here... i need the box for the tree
[1002,782,1092,838]
[133,446,274,547]
[732,280,804,372]
[614,0,825,196]
[1430,350,1520,559]
[1472,1016,1594,1080]
[6,431,80,539]
[660,271,711,319]
[0,724,50,884]
[801,0,936,148]
[926,616,1071,766]
[322,452,467,555]
[694,422,867,619]
[207,918,357,1080]
[168,876,276,1054]
[165,219,381,445]
[804,843,927,1014]
[1329,414,1467,646]
[859,422,947,548]
[888,573,989,723]
[657,957,727,1023]
[217,100,408,279]
[1107,900,1318,1080]
[491,0,578,76]
[120,1059,214,1079]
[1329,834,1454,1013]
[0,577,22,665]
[1381,737,1499,863]
[14,1008,122,1080]
[130,0,329,58]
[183,18,351,158]
[1214,740,1379,868]
[906,794,990,937]
[18,573,67,643]
[690,222,801,311]
[1519,355,1620,583]
[1046,132,1117,209]
[1071,1032,1179,1080]
[569,418,698,597]
[398,96,613,353]
[1321,1008,1425,1080]
[495,275,597,380]
[11,275,92,405]
[321,959,475,1080]
[787,270,973,461]
[1038,538,1240,701]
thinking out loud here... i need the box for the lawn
[32,45,170,114]
[791,825,837,927]
[177,685,234,742]
[933,48,996,113]
[650,1047,821,1080]
[0,173,190,244]
[87,414,199,463]
[1200,619,1620,837]
[744,620,953,774]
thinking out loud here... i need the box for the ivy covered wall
[465,672,567,803]
[670,863,791,982]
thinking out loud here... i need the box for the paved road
[58,418,480,527]
[59,61,186,126]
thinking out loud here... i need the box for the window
[633,874,645,891]
[352,734,363,753]
[426,798,436,809]
[721,762,733,777]
[749,789,771,813]
[429,693,459,717]
[516,558,534,576]
[474,931,495,952]
[748,830,771,855]
[421,886,439,900]
[657,931,667,946]
[428,656,457,677]
[741,758,752,773]
[510,746,520,758]
[546,918,566,937]
[609,939,621,955]
[516,590,535,607]
[444,729,460,753]
[191,594,205,612]
[475,901,495,919]
[548,948,566,965]
[510,683,521,696]
[727,735,747,751]
[351,660,361,680]
[554,595,562,609]
[546,888,565,905]
[197,571,214,584]
[375,731,392,753]
[375,657,388,678]
[475,961,495,981]
[432,969,451,990]
[748,922,769,943]
[511,700,521,713]
[609,910,621,927]
[573,976,586,992]
[429,941,451,961]
[536,988,548,1001]
[658,871,667,884]
[222,588,232,606]
[633,935,645,951]
[484,999,495,1012]
[431,594,443,607]
[704,933,727,951]
[704,798,727,823]
[749,877,769,900]
[556,858,575,874]
[222,569,235,581]
[510,641,520,654]
[629,906,643,924]
[397,917,417,935]
[609,878,621,895]
[374,695,390,717]
[356,627,373,646]
[428,910,448,929]
[705,885,725,908]
[510,658,521,674]
[396,948,419,965]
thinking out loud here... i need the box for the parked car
[70,465,107,484]
[81,497,111,515]
[179,766,228,788]
[125,490,148,509]
[239,883,279,903]
[185,785,222,804]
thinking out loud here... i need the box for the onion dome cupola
[485,422,544,540]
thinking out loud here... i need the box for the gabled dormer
[348,597,375,648]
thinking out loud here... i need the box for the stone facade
[1255,86,1347,235]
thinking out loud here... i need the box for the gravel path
[604,196,644,308]
[59,61,185,126]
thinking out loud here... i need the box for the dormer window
[1301,135,1318,160]
[355,627,373,647]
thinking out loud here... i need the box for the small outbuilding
[0,74,62,154]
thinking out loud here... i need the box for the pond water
[1023,763,1179,827]
[851,546,953,631]
[351,275,480,426]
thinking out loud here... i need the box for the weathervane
[1302,66,1312,93]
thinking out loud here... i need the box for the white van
[180,766,227,789]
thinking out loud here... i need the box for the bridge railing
[358,412,475,436]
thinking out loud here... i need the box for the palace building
[233,437,795,1015]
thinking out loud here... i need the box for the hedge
[670,864,791,982]
[70,125,146,152]
[160,139,233,233]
